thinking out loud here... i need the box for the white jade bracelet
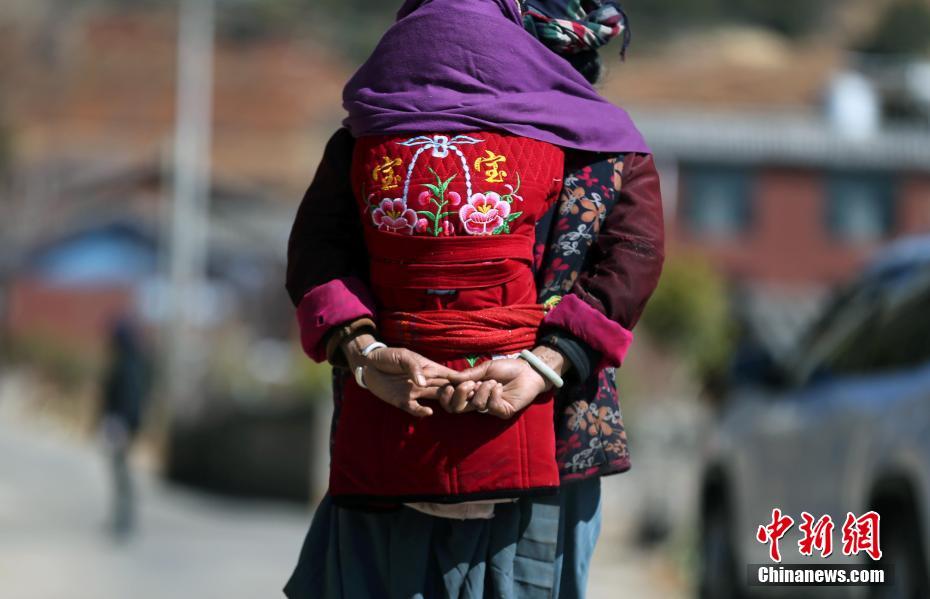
[354,365,368,389]
[360,341,387,357]
[519,349,564,389]
[354,342,386,389]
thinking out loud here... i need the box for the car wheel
[868,510,928,599]
[699,498,745,599]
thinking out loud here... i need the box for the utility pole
[168,0,215,419]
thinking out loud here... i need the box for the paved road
[0,418,311,599]
[0,408,689,599]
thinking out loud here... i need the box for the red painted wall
[672,167,930,286]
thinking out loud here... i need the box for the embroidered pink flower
[447,191,462,207]
[371,198,417,234]
[416,190,432,208]
[504,183,523,203]
[459,192,510,236]
[441,220,454,236]
[415,218,429,233]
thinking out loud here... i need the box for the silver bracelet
[519,349,564,389]
[354,365,368,389]
[360,341,387,357]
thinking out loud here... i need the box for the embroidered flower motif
[556,433,583,461]
[552,225,593,260]
[542,257,570,290]
[610,158,624,191]
[504,182,523,203]
[560,270,578,292]
[559,186,585,216]
[576,166,599,187]
[566,400,591,431]
[586,405,615,437]
[371,198,417,234]
[459,192,510,235]
[447,191,462,207]
[417,169,458,237]
[539,158,632,478]
[570,196,607,227]
[604,436,629,459]
[534,242,546,269]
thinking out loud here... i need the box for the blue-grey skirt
[284,478,602,599]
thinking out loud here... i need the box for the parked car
[698,236,930,599]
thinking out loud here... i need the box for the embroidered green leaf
[361,182,376,214]
[465,355,480,367]
[437,182,452,197]
[542,295,563,310]
[501,173,522,202]
[426,168,456,193]
[491,210,522,235]
[416,167,459,237]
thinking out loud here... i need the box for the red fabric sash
[365,231,535,264]
[365,231,536,291]
[380,304,545,360]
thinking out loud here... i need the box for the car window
[790,284,881,385]
[826,273,930,376]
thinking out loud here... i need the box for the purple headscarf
[342,0,648,154]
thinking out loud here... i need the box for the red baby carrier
[329,131,565,505]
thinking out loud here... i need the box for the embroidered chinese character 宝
[474,150,508,183]
[372,156,403,191]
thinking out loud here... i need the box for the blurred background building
[0,1,928,597]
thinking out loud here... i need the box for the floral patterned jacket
[286,129,665,481]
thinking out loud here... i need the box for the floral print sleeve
[535,154,632,480]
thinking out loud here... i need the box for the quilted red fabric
[330,131,565,504]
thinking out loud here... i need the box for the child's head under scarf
[343,0,647,154]
[523,0,631,84]
[523,0,631,57]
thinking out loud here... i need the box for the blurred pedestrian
[98,318,152,540]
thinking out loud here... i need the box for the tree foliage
[857,0,930,56]
[620,0,829,38]
[638,255,735,387]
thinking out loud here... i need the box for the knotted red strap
[380,303,546,360]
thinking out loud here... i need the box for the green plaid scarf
[523,0,631,57]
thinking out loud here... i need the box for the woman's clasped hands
[342,333,567,420]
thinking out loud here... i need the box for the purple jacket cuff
[296,277,377,362]
[541,294,633,368]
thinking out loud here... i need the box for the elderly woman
[284,0,664,597]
